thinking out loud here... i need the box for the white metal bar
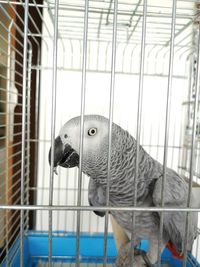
[130,0,147,265]
[29,187,89,192]
[25,47,32,234]
[103,0,118,266]
[158,1,177,266]
[0,205,199,212]
[20,0,29,265]
[4,19,13,267]
[76,0,89,265]
[49,0,59,264]
[39,74,48,229]
[29,65,188,79]
[64,169,70,231]
[32,34,41,229]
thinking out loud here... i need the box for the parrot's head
[48,115,122,176]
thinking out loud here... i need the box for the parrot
[48,114,198,266]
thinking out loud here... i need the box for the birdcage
[0,0,200,266]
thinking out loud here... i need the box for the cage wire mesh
[0,0,200,266]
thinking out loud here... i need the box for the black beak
[48,136,79,171]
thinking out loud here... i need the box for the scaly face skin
[49,115,127,180]
[59,115,110,159]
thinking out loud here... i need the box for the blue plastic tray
[1,231,200,267]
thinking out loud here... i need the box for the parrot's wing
[152,169,198,253]
[88,179,106,217]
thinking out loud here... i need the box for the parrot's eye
[88,128,97,136]
[64,134,68,138]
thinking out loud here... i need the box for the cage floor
[36,262,171,267]
[37,263,114,267]
[1,232,199,267]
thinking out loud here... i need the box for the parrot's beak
[48,136,79,174]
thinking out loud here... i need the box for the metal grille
[0,0,200,266]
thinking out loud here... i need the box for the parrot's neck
[83,130,163,204]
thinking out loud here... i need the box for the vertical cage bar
[35,49,40,128]
[26,47,32,231]
[158,0,177,266]
[49,0,59,265]
[130,0,147,265]
[33,45,41,228]
[76,0,89,266]
[179,55,193,179]
[20,0,29,265]
[40,42,49,230]
[182,22,200,267]
[103,0,118,266]
[5,19,13,267]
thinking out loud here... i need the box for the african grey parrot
[49,115,198,266]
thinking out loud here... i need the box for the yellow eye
[88,127,97,136]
